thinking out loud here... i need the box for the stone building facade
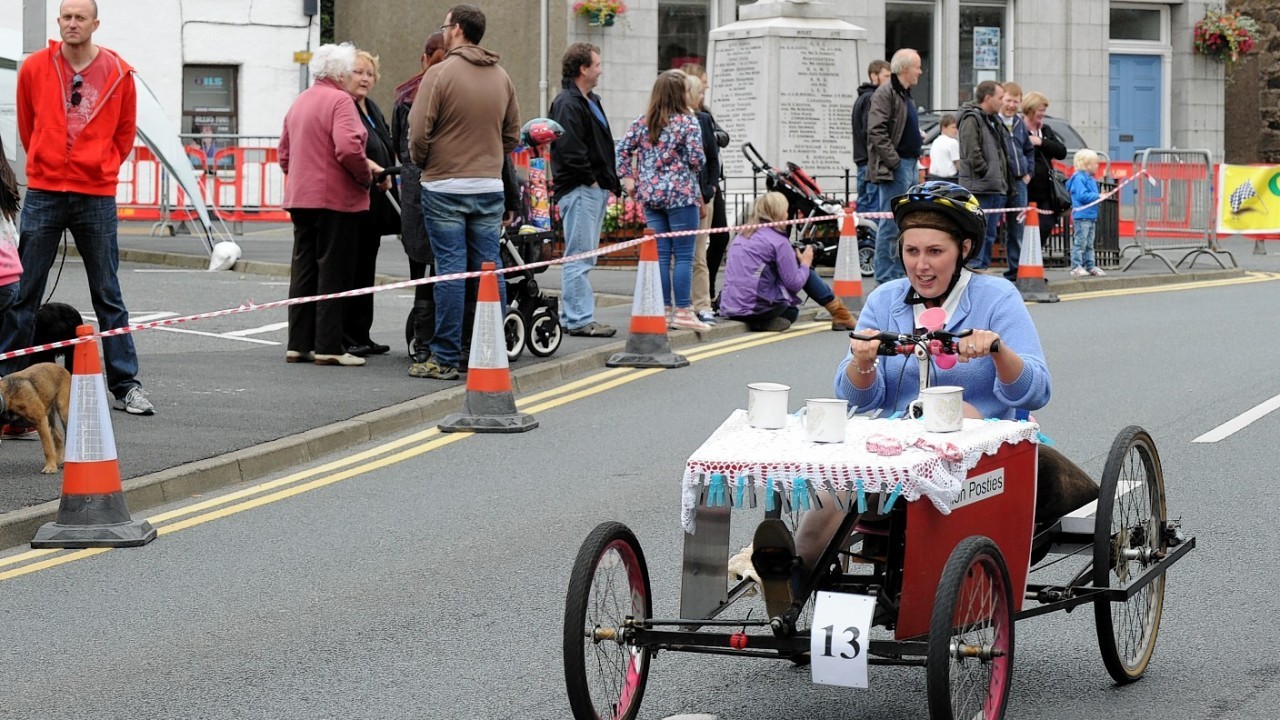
[1224,0,1280,163]
[339,0,1228,166]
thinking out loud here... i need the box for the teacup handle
[907,399,924,420]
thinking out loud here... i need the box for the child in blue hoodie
[1067,149,1103,276]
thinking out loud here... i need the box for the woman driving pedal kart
[746,181,1098,615]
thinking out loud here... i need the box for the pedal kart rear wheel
[926,536,1014,720]
[1093,425,1166,683]
[563,522,652,720]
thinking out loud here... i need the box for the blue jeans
[855,164,879,216]
[972,193,1007,270]
[0,190,140,399]
[872,160,915,283]
[1072,219,1097,270]
[803,267,836,306]
[643,204,700,309]
[1003,180,1027,279]
[556,184,610,330]
[421,189,506,367]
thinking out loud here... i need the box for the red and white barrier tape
[0,170,1152,362]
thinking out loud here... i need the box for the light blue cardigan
[834,274,1052,419]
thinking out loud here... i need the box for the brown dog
[1,363,71,474]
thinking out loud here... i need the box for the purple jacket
[718,227,809,317]
[279,77,372,212]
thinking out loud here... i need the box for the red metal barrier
[115,143,290,225]
[116,145,203,224]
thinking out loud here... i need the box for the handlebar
[741,142,771,175]
[849,329,1000,357]
[375,166,403,183]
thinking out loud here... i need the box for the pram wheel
[526,307,562,357]
[857,222,876,277]
[505,309,526,362]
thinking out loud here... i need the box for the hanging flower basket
[574,0,627,28]
[1193,6,1259,64]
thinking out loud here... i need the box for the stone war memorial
[711,0,868,190]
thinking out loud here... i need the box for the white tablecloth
[681,410,1039,533]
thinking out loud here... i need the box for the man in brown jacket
[407,3,520,380]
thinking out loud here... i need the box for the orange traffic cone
[607,231,689,369]
[31,325,156,548]
[831,204,865,318]
[1014,203,1060,303]
[438,262,538,433]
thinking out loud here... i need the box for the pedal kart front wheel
[926,535,1014,720]
[563,521,652,720]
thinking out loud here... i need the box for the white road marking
[151,326,279,345]
[121,311,282,345]
[224,321,288,337]
[133,269,207,273]
[126,312,178,323]
[1193,393,1280,443]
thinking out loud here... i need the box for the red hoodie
[17,41,137,197]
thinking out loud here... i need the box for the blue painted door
[1109,54,1162,162]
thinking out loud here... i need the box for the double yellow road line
[0,322,830,582]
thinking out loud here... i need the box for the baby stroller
[398,149,565,363]
[498,219,561,361]
[742,142,877,276]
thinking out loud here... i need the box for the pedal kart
[562,325,1194,720]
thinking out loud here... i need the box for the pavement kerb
[0,308,818,551]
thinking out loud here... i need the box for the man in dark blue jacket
[549,42,621,337]
[850,59,890,214]
[997,81,1036,280]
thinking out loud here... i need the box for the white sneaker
[113,387,156,415]
[1070,266,1088,277]
[1089,267,1107,276]
[672,308,711,331]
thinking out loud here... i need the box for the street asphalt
[0,220,1266,549]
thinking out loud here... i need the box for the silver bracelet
[853,357,877,375]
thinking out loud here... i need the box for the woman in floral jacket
[616,70,708,331]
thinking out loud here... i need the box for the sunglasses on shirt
[70,73,83,107]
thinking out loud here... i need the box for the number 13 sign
[810,591,877,688]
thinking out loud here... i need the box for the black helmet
[891,181,987,263]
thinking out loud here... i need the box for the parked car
[917,111,1089,171]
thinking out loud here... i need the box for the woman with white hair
[278,42,380,367]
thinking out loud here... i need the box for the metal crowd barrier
[1124,148,1235,273]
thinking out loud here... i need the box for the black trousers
[287,208,358,355]
[344,212,383,346]
[704,190,729,297]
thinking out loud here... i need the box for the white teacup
[747,382,790,429]
[799,398,855,443]
[907,385,965,433]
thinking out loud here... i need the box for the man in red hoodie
[0,0,154,423]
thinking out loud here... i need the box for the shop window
[182,65,238,170]
[886,2,934,110]
[660,1,709,70]
[959,3,1005,106]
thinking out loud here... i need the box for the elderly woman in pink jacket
[279,42,380,367]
